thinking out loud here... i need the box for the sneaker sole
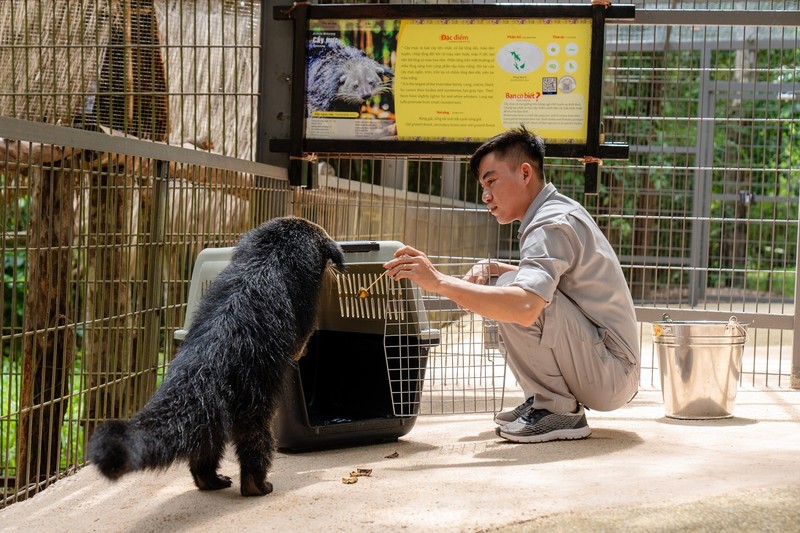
[497,426,591,443]
[493,417,514,426]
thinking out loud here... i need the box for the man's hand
[383,246,544,327]
[462,260,495,285]
[463,259,518,285]
[382,245,444,292]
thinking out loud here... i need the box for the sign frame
[271,3,635,192]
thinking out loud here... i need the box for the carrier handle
[339,241,380,253]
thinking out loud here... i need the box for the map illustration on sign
[496,42,544,75]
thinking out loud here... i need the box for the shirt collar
[518,182,557,237]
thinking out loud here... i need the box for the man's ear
[520,161,534,184]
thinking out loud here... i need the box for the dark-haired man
[383,126,639,443]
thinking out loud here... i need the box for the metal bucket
[652,315,748,419]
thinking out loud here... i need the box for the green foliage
[3,251,26,359]
[0,355,91,476]
[0,349,174,476]
[745,268,796,298]
[1,357,19,476]
[601,45,799,298]
[705,46,800,289]
[2,181,29,359]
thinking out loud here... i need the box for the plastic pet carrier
[175,240,440,451]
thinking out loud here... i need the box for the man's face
[477,152,533,224]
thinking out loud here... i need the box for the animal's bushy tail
[87,421,145,481]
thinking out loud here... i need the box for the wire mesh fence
[1,0,799,507]
[0,0,276,504]
[0,133,289,504]
[599,7,799,390]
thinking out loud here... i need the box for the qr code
[542,77,557,95]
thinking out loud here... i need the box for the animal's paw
[241,473,273,497]
[194,472,233,491]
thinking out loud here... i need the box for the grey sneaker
[493,397,535,426]
[496,406,591,443]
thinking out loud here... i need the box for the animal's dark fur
[88,217,345,496]
[307,38,393,115]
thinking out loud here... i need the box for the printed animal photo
[307,37,395,117]
[88,217,346,496]
[306,20,398,124]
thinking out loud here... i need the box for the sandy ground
[2,389,800,532]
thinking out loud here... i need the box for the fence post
[135,160,169,406]
[793,193,800,389]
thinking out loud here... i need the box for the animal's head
[323,234,346,275]
[337,58,394,103]
[242,217,345,275]
[302,219,346,274]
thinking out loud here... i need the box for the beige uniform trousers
[496,274,640,414]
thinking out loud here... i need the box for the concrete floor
[1,388,799,532]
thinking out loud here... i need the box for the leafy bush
[745,269,796,299]
[1,357,19,477]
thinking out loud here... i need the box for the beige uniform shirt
[510,182,640,367]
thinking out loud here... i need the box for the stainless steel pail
[652,315,748,419]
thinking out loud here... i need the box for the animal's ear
[339,73,348,83]
[379,66,394,79]
[327,241,347,273]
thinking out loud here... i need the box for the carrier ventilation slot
[335,271,407,321]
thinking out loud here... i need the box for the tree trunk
[17,164,76,498]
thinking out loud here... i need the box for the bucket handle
[726,316,749,343]
[661,314,749,342]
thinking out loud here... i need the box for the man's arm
[383,246,545,327]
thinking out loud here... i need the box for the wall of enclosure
[1,0,798,506]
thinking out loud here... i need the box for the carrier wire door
[334,256,440,418]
